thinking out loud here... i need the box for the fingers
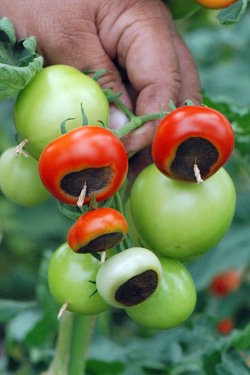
[104,0,182,153]
[172,32,202,106]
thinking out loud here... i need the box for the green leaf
[0,299,37,322]
[232,322,250,350]
[0,17,43,100]
[216,348,250,374]
[217,0,248,25]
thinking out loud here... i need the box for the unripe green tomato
[0,147,49,206]
[130,164,236,261]
[125,256,197,330]
[165,0,200,20]
[14,65,110,159]
[124,198,150,248]
[96,247,162,309]
[48,243,109,315]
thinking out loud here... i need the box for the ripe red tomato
[194,0,237,9]
[152,106,234,183]
[209,269,242,296]
[38,126,128,205]
[216,318,234,335]
[67,207,128,254]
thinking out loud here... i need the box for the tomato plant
[67,207,128,254]
[96,247,162,308]
[125,256,197,330]
[0,147,49,206]
[209,269,242,296]
[130,164,236,260]
[152,105,234,183]
[48,242,109,315]
[14,65,110,159]
[164,0,201,20]
[194,0,237,9]
[38,126,128,205]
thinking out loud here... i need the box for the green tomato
[96,247,162,309]
[124,198,150,248]
[0,147,49,206]
[14,65,110,159]
[130,164,236,261]
[165,0,200,20]
[48,243,109,315]
[125,256,197,330]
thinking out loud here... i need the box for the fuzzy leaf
[217,0,248,25]
[0,17,43,100]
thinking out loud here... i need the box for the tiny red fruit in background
[152,105,234,183]
[217,318,234,335]
[209,269,242,296]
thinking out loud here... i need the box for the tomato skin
[209,269,241,296]
[217,318,234,335]
[14,65,109,159]
[125,256,196,330]
[165,0,200,20]
[48,243,109,315]
[96,247,163,309]
[0,147,49,207]
[130,164,236,260]
[194,0,237,9]
[67,207,128,253]
[38,126,128,205]
[152,106,234,182]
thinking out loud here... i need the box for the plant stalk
[68,315,95,375]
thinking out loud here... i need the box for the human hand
[0,0,201,155]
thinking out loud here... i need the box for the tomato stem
[68,315,94,375]
[114,112,169,139]
[44,311,73,375]
[14,138,29,158]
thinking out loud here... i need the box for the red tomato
[67,207,128,253]
[217,318,234,335]
[209,269,242,296]
[38,126,128,205]
[152,106,234,182]
[194,0,237,9]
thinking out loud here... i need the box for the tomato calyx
[14,138,29,158]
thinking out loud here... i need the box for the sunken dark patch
[60,167,113,197]
[77,232,124,254]
[171,137,218,181]
[115,270,158,306]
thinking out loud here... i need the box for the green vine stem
[44,311,73,375]
[68,314,95,375]
[113,112,169,140]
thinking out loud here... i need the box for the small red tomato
[217,318,234,335]
[210,269,242,296]
[194,0,237,9]
[38,126,128,205]
[152,106,234,182]
[67,207,128,254]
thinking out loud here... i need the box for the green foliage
[0,17,43,100]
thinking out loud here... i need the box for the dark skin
[1,0,201,172]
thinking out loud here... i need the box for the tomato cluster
[0,65,236,331]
